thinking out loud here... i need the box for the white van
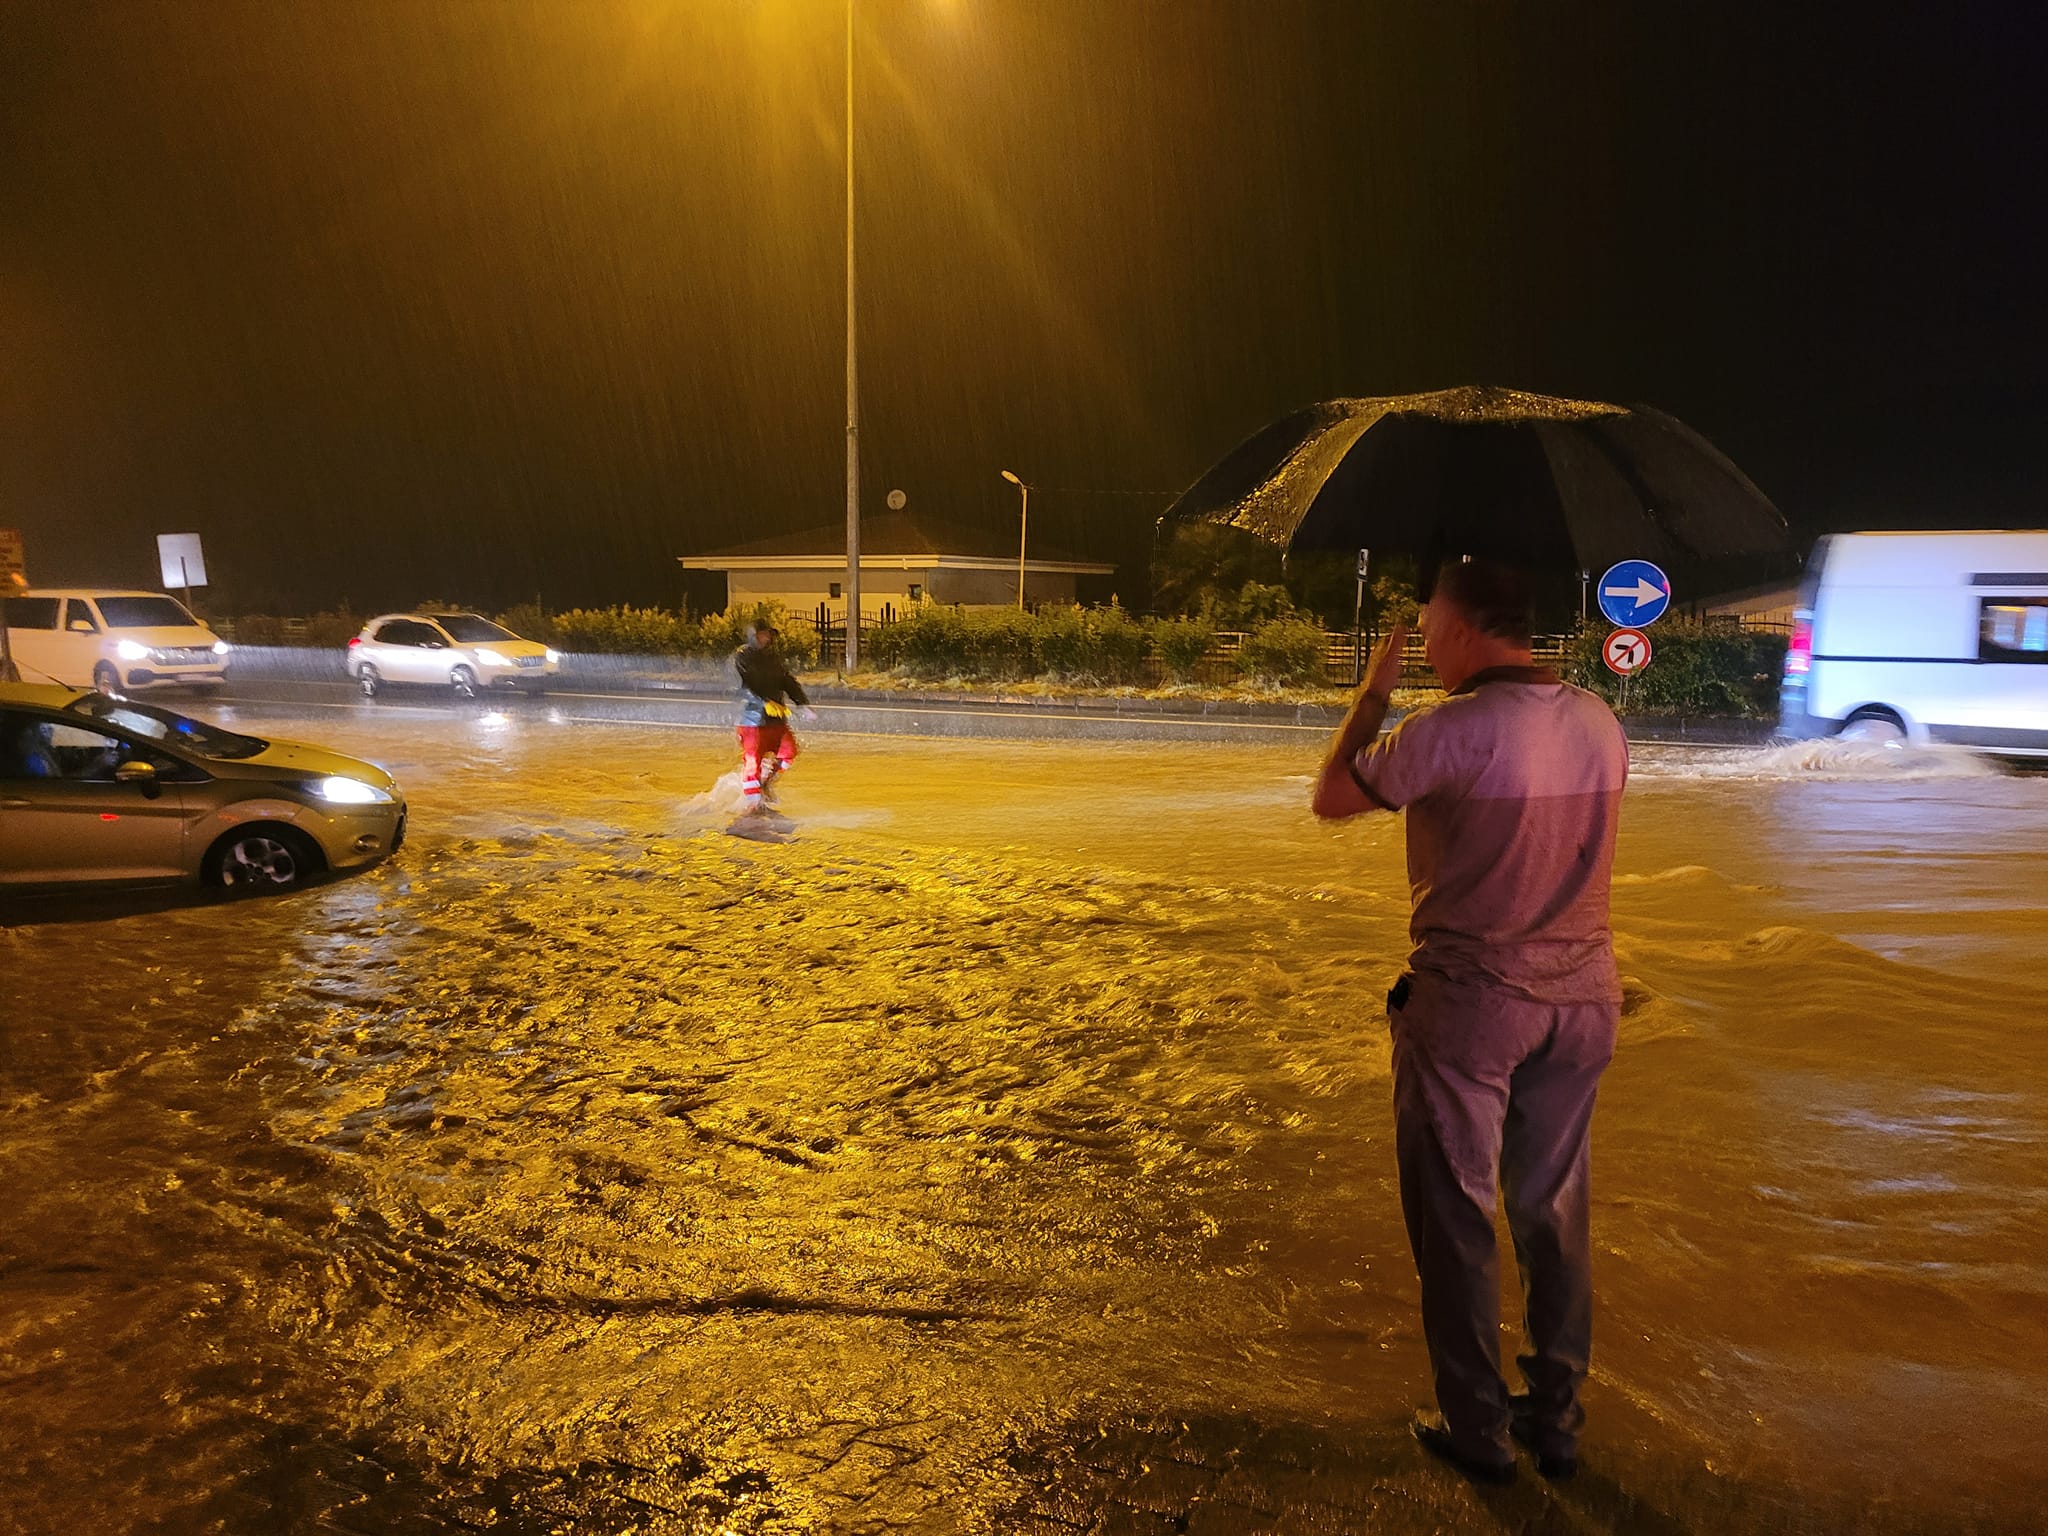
[1780,531,2048,755]
[1,589,229,693]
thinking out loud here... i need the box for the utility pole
[842,0,861,669]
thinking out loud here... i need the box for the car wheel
[206,826,321,893]
[1839,711,1907,746]
[451,664,478,699]
[92,662,121,695]
[357,663,382,699]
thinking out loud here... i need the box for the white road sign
[157,532,208,589]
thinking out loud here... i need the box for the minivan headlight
[309,776,393,805]
[213,640,231,656]
[116,639,151,660]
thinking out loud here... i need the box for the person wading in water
[733,621,815,823]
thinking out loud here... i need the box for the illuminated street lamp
[1000,469,1029,608]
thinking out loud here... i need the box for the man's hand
[1310,624,1408,820]
[1365,623,1409,702]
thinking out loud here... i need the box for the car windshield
[96,596,200,629]
[432,614,515,642]
[67,695,268,760]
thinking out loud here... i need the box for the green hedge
[1561,623,1787,716]
[534,603,819,668]
[1152,617,1216,682]
[1236,617,1327,685]
[546,605,693,655]
[865,604,1189,683]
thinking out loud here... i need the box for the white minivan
[1,589,229,693]
[1780,531,2048,755]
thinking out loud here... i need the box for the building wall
[927,567,1077,606]
[726,566,930,620]
[1700,582,1800,630]
[724,565,1082,615]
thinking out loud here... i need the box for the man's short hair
[1431,559,1535,647]
[752,621,777,638]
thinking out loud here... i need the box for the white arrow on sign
[1603,577,1665,605]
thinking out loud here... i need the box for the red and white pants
[737,722,797,806]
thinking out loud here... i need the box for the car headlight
[213,640,231,656]
[309,775,394,805]
[544,648,561,664]
[116,639,151,660]
[475,648,510,666]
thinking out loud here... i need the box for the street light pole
[842,0,861,670]
[1001,470,1028,608]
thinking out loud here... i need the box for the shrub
[1562,623,1788,716]
[963,608,1038,680]
[1237,616,1328,685]
[1083,603,1152,684]
[697,602,820,669]
[494,603,557,645]
[234,614,286,646]
[302,610,362,648]
[865,605,1040,680]
[1149,616,1215,682]
[1204,580,1300,632]
[548,606,695,655]
[868,605,963,677]
[1029,604,1096,677]
[1026,604,1151,683]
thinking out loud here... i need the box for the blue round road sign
[1597,559,1672,628]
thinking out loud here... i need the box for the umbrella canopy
[1164,387,1796,596]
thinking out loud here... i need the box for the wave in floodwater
[1633,738,2008,782]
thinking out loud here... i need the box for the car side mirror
[116,758,166,799]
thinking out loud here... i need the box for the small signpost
[157,532,208,596]
[1596,557,1670,705]
[1603,626,1652,675]
[1351,546,1371,686]
[1597,558,1671,629]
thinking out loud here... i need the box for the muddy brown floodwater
[3,702,2045,1535]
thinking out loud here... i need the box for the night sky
[4,1,2041,613]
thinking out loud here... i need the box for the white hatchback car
[347,612,559,699]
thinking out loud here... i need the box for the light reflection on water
[2,711,2044,1532]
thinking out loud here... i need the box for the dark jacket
[735,642,809,725]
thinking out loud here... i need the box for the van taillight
[1786,615,1812,676]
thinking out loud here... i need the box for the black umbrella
[1164,386,1796,598]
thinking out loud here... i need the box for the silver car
[347,612,560,699]
[0,683,405,892]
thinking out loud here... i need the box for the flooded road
[4,701,2045,1534]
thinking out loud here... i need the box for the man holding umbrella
[1311,559,1628,1485]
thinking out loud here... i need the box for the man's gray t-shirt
[1350,667,1628,1004]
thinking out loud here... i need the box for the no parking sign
[1603,627,1652,676]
